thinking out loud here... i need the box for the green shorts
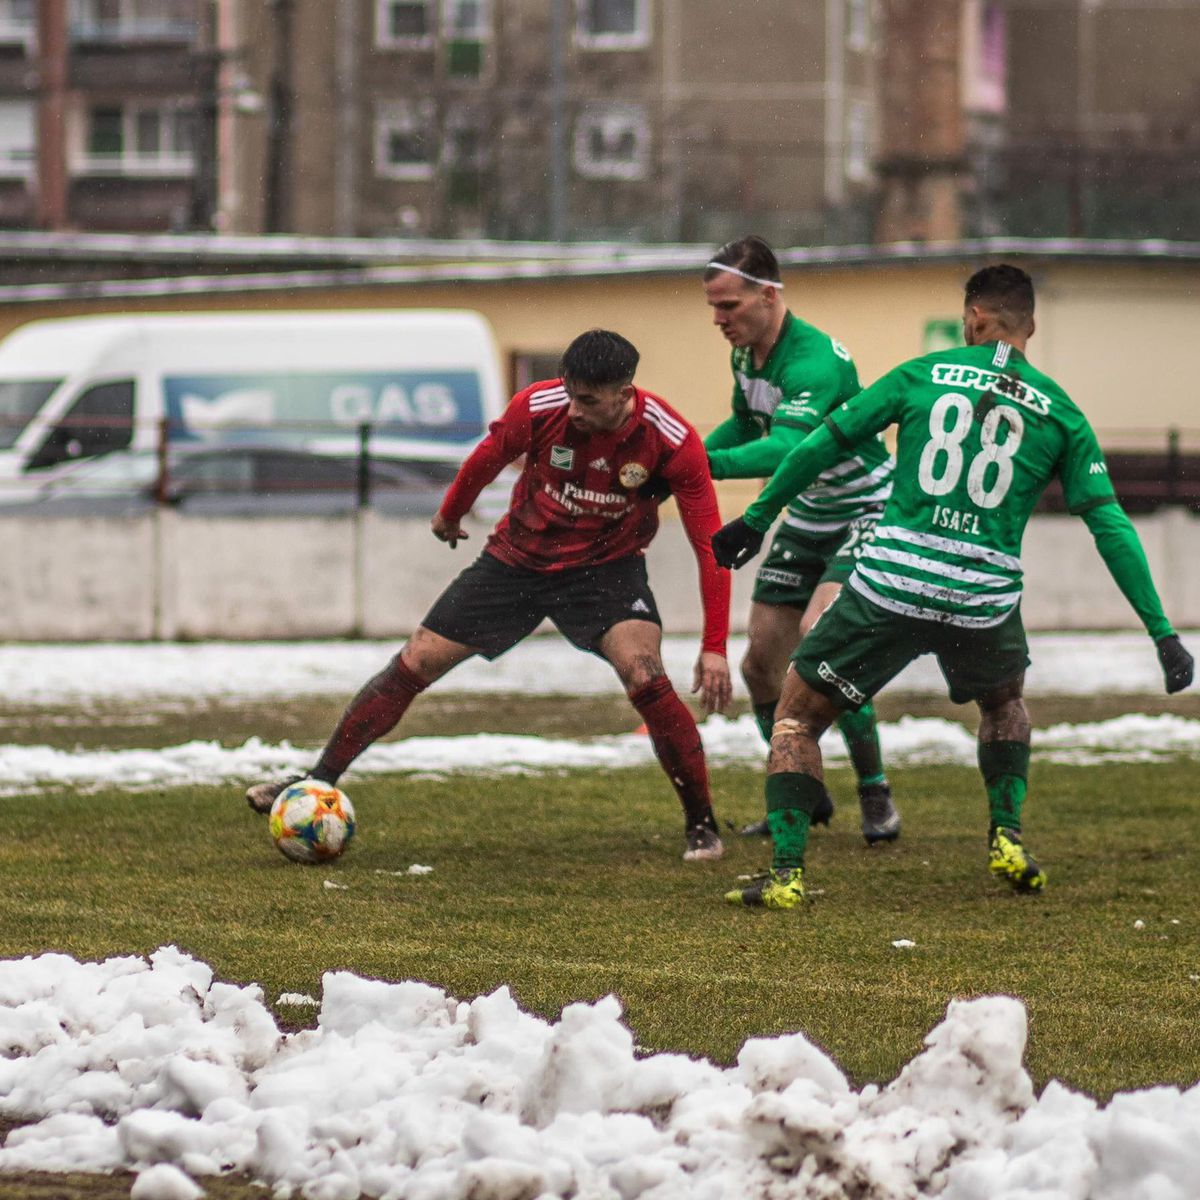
[793,583,1031,709]
[751,514,882,609]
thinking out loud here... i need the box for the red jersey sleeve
[438,391,532,522]
[663,431,731,657]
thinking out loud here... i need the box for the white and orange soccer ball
[268,779,357,864]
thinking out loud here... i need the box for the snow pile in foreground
[2,712,1199,796]
[0,949,1197,1200]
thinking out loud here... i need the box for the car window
[0,379,63,450]
[25,380,135,471]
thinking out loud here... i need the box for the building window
[70,0,195,42]
[576,0,650,49]
[81,102,195,175]
[573,104,648,180]
[375,101,435,179]
[0,0,35,47]
[376,0,433,48]
[444,0,489,77]
[847,0,871,52]
[444,0,488,38]
[845,100,872,182]
[0,99,35,178]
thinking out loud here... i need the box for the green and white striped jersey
[746,341,1120,629]
[705,313,893,535]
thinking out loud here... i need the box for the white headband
[705,262,784,288]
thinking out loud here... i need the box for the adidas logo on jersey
[590,457,609,471]
[631,599,651,614]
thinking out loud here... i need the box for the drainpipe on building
[549,0,568,242]
[264,0,294,233]
[190,0,219,231]
[334,0,358,237]
[824,0,846,226]
[35,0,69,230]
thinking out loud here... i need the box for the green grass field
[1,692,1199,1197]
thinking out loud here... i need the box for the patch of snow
[0,948,1194,1199]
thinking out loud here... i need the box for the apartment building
[9,2,1200,244]
[1,0,882,242]
[1,0,207,232]
[1002,0,1200,239]
[213,0,880,244]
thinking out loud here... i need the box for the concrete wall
[0,509,1196,642]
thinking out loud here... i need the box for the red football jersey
[438,379,730,654]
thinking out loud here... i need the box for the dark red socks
[630,675,713,826]
[313,655,428,784]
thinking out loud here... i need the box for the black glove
[1156,634,1194,694]
[637,476,673,504]
[711,517,764,569]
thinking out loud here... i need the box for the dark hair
[703,235,781,286]
[964,264,1035,330]
[559,329,640,386]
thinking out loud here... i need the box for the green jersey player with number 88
[712,263,1195,909]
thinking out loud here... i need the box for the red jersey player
[246,329,733,861]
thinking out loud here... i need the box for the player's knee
[617,653,665,694]
[977,680,1026,721]
[977,691,1030,741]
[740,647,778,694]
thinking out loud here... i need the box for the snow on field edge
[2,712,1200,794]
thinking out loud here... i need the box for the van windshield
[0,380,62,450]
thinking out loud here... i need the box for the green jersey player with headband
[702,236,900,844]
[712,262,1194,909]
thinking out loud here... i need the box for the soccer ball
[268,780,357,864]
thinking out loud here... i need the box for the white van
[0,309,506,511]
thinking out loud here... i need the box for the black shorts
[422,551,662,660]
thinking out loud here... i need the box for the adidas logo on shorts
[631,599,651,614]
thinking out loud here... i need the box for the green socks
[979,739,1031,831]
[766,772,829,870]
[753,700,778,745]
[837,702,886,787]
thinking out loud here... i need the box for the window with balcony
[82,102,195,175]
[573,104,648,180]
[443,0,489,78]
[0,0,35,48]
[71,0,196,42]
[376,0,433,48]
[0,99,35,178]
[375,101,435,179]
[576,0,649,49]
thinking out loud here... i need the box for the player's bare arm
[662,437,733,710]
